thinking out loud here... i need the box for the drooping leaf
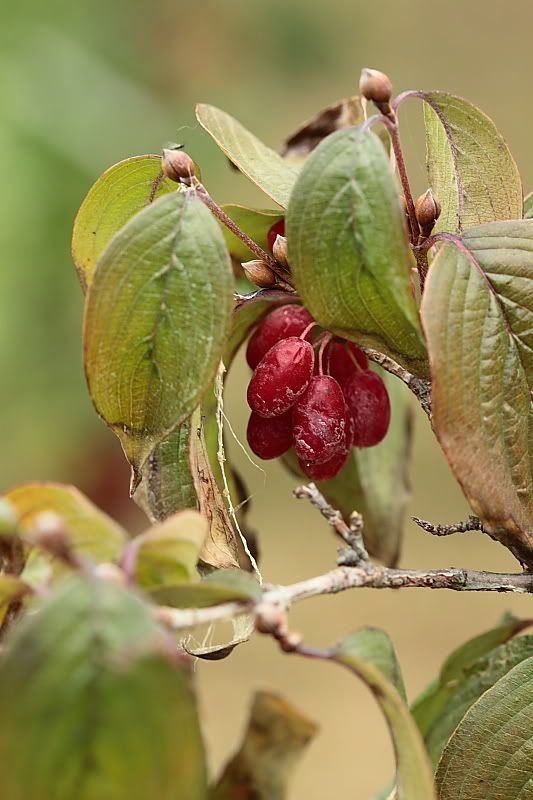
[282,95,365,163]
[333,628,435,800]
[195,104,299,208]
[84,190,234,479]
[211,690,318,800]
[132,510,207,590]
[412,625,533,766]
[4,482,126,563]
[220,205,283,262]
[436,652,533,799]
[287,126,427,377]
[72,155,176,290]
[283,368,412,566]
[0,576,207,800]
[524,191,533,220]
[421,221,533,566]
[421,92,522,233]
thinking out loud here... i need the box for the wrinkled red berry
[246,305,313,369]
[292,375,347,464]
[326,340,368,385]
[298,449,349,481]
[247,411,293,459]
[247,337,314,417]
[266,218,285,253]
[343,371,391,447]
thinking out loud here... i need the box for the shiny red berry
[266,218,285,253]
[246,305,313,370]
[298,449,349,481]
[292,375,347,464]
[343,371,391,447]
[326,341,368,386]
[247,411,293,459]
[247,337,314,417]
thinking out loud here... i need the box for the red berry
[266,218,285,253]
[247,411,293,459]
[247,337,314,417]
[326,340,368,385]
[343,371,391,447]
[246,305,313,370]
[292,375,347,464]
[298,449,349,481]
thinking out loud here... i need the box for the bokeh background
[2,0,533,796]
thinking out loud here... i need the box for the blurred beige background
[1,0,533,796]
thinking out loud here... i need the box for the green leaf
[4,482,126,563]
[151,568,261,608]
[286,126,427,377]
[0,576,207,800]
[421,221,533,566]
[132,510,207,590]
[412,624,533,765]
[0,499,18,536]
[0,574,31,607]
[421,92,522,233]
[333,628,435,800]
[436,650,533,799]
[220,205,282,262]
[195,104,299,208]
[84,190,234,478]
[211,690,318,799]
[524,191,533,220]
[283,369,412,566]
[72,155,176,291]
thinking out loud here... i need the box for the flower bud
[359,68,393,109]
[254,603,287,635]
[31,512,74,564]
[161,148,196,184]
[242,259,277,288]
[415,188,441,235]
[272,235,289,269]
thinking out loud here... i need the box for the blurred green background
[2,0,533,796]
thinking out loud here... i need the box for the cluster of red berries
[245,304,391,480]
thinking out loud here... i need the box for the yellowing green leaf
[196,104,299,207]
[422,92,522,233]
[72,155,176,290]
[84,191,234,478]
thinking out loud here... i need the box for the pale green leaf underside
[72,155,176,290]
[220,205,282,261]
[333,628,435,800]
[287,127,427,377]
[196,103,299,208]
[421,220,533,565]
[83,191,234,475]
[0,577,207,800]
[422,92,522,234]
[436,653,533,799]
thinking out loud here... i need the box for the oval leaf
[333,628,435,800]
[0,576,207,800]
[4,482,125,562]
[152,568,261,609]
[436,653,533,799]
[421,221,533,566]
[195,104,299,208]
[211,691,318,800]
[84,190,234,476]
[72,155,176,290]
[287,127,427,376]
[421,92,522,233]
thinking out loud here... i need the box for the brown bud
[31,512,76,565]
[415,188,441,235]
[161,148,196,184]
[279,631,303,653]
[272,235,289,269]
[254,603,287,635]
[359,68,393,110]
[242,259,277,288]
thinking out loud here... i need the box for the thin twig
[359,346,432,418]
[413,515,484,537]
